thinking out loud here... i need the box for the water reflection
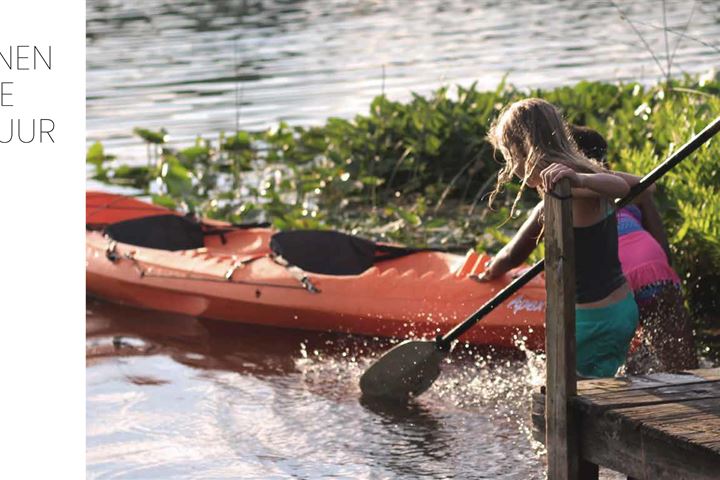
[88,298,363,378]
[360,397,454,477]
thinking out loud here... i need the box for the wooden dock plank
[575,379,720,412]
[532,369,720,479]
[579,405,720,480]
[538,369,720,397]
[612,398,720,454]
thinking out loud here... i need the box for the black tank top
[573,210,626,303]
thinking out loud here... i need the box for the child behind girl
[486,98,638,378]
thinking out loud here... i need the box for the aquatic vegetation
[88,76,720,356]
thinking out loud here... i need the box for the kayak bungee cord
[105,241,318,292]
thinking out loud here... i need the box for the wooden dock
[532,368,720,479]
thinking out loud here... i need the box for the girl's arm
[577,173,630,198]
[541,164,630,198]
[477,202,543,281]
[637,192,672,261]
[610,171,656,194]
[611,172,668,258]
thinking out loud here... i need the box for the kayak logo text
[507,295,545,314]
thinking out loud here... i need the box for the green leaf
[359,176,384,187]
[223,131,252,151]
[396,208,422,227]
[152,194,177,209]
[86,141,106,166]
[160,156,193,196]
[178,145,211,165]
[133,127,167,144]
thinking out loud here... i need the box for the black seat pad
[104,214,204,251]
[270,230,428,276]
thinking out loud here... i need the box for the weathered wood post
[544,178,582,480]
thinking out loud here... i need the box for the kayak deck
[86,192,547,350]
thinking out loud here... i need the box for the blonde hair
[487,98,605,215]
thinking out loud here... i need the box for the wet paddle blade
[360,340,447,401]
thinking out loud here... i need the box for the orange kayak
[86,191,547,350]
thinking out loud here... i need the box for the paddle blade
[359,340,447,401]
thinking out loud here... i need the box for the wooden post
[544,178,581,480]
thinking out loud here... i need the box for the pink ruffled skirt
[618,230,680,293]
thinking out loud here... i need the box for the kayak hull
[86,192,547,350]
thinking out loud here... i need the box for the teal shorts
[576,292,639,378]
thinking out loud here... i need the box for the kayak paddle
[360,115,720,402]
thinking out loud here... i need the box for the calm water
[87,0,720,163]
[86,1,719,477]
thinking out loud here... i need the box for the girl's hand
[474,262,499,282]
[540,163,584,192]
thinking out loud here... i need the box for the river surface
[86,1,719,478]
[87,0,720,163]
[87,300,548,479]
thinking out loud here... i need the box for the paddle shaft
[438,115,720,348]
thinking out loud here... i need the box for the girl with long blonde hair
[487,98,639,378]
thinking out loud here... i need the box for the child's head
[570,124,607,165]
[487,98,603,209]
